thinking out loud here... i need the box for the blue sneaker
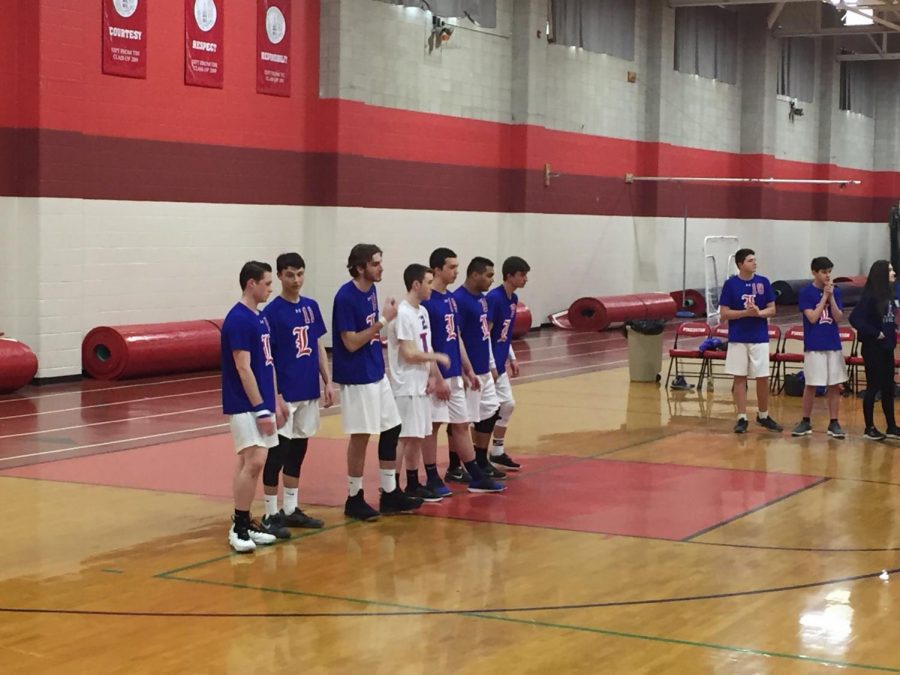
[467,478,506,493]
[426,478,453,498]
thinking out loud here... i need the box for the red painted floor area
[0,435,821,540]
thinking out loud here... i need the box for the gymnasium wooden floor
[2,326,900,673]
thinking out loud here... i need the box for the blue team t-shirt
[799,284,843,352]
[422,289,462,378]
[487,286,519,371]
[454,286,492,375]
[331,280,385,385]
[262,295,327,402]
[221,302,276,415]
[719,274,775,343]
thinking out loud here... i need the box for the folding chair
[770,325,804,394]
[699,324,730,389]
[665,321,710,388]
[838,326,858,394]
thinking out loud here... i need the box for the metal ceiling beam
[768,1,788,27]
[774,23,896,36]
[836,51,900,58]
[668,0,894,6]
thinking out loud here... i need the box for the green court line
[160,573,900,673]
[153,520,356,578]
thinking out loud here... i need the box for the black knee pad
[262,439,287,487]
[282,437,308,478]
[378,424,401,461]
[473,410,500,434]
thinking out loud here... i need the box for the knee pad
[473,410,500,434]
[378,424,401,461]
[497,400,515,427]
[262,441,286,487]
[282,438,308,478]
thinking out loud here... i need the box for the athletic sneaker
[480,463,507,480]
[791,420,812,437]
[467,478,506,493]
[733,418,749,434]
[491,452,521,471]
[246,518,278,545]
[756,415,783,432]
[444,466,471,483]
[885,426,900,440]
[405,485,443,503]
[228,523,256,553]
[344,490,380,522]
[380,488,424,514]
[864,427,887,441]
[827,421,846,439]
[260,513,292,539]
[279,508,324,529]
[425,478,453,498]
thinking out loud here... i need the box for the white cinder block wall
[2,0,897,377]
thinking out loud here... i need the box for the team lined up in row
[219,245,530,552]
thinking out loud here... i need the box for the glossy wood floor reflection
[5,358,900,673]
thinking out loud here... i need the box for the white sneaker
[247,519,277,546]
[228,525,256,553]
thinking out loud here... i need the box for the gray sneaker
[280,508,324,529]
[827,421,846,439]
[756,415,783,433]
[792,420,812,437]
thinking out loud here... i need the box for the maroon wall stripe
[0,128,888,222]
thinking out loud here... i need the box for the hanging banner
[102,0,147,78]
[185,0,224,88]
[256,0,291,97]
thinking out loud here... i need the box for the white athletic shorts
[229,412,279,453]
[803,350,847,387]
[725,342,770,379]
[495,372,515,406]
[340,376,402,435]
[466,372,500,423]
[277,399,321,439]
[431,376,469,425]
[396,395,433,438]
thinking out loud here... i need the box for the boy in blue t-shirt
[259,252,334,532]
[719,248,782,434]
[485,255,530,472]
[220,261,285,553]
[332,243,423,521]
[791,257,847,439]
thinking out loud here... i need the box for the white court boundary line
[0,389,222,421]
[0,359,625,465]
[0,374,221,404]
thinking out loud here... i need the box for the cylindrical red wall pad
[208,318,224,331]
[773,279,808,305]
[833,275,866,287]
[567,293,675,332]
[512,303,532,339]
[0,339,39,394]
[669,289,707,316]
[637,293,677,320]
[82,321,222,380]
[833,282,864,306]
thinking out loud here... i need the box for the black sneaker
[733,418,749,434]
[405,485,443,503]
[260,513,292,539]
[444,466,471,483]
[827,421,846,439]
[478,463,507,480]
[380,488,423,514]
[864,427,887,441]
[280,508,324,529]
[425,478,452,498]
[344,490,380,521]
[791,420,812,437]
[490,452,521,471]
[756,415,783,433]
[885,426,900,440]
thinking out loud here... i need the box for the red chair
[699,324,730,389]
[839,326,859,393]
[771,325,804,393]
[665,322,711,388]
